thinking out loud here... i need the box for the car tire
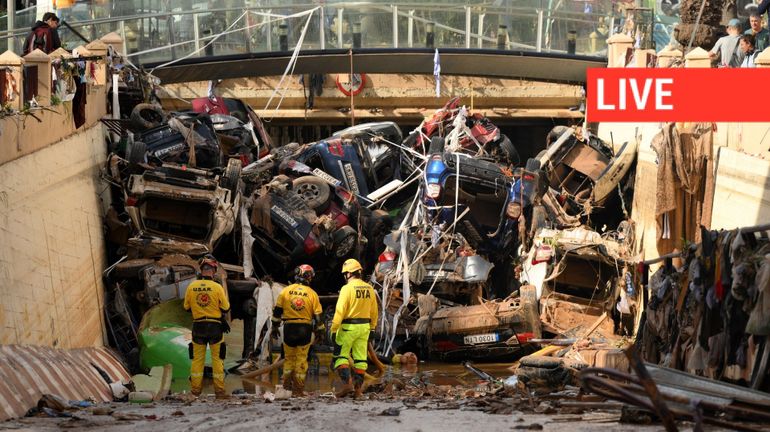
[428,136,445,154]
[366,209,393,263]
[130,103,165,130]
[525,157,541,172]
[528,204,548,239]
[220,158,242,203]
[497,135,521,166]
[125,140,146,166]
[333,226,358,258]
[546,125,571,147]
[292,176,331,212]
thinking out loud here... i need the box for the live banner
[586,68,770,122]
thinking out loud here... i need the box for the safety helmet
[294,264,315,283]
[199,255,219,271]
[341,258,363,274]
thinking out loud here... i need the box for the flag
[433,49,441,97]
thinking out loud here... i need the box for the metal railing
[2,1,621,64]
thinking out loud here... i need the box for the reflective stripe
[342,318,370,324]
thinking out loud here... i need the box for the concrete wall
[0,86,108,166]
[0,124,109,348]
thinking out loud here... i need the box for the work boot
[334,367,354,398]
[191,388,202,397]
[292,375,306,398]
[353,371,365,399]
[215,390,230,400]
[282,372,294,391]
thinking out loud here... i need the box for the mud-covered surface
[1,396,663,432]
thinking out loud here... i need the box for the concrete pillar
[607,33,634,67]
[0,50,25,111]
[48,48,73,101]
[755,47,770,68]
[85,40,108,86]
[633,48,657,68]
[22,49,52,105]
[657,47,683,68]
[100,32,125,59]
[72,46,95,86]
[684,47,711,68]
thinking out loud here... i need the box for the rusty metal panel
[0,346,130,421]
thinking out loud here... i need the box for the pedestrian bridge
[1,1,614,84]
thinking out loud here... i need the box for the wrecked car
[405,287,540,362]
[537,126,638,213]
[249,173,392,291]
[404,97,519,165]
[124,159,241,254]
[375,229,495,303]
[520,225,637,340]
[291,121,409,204]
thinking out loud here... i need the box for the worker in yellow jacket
[271,264,324,397]
[183,256,231,398]
[331,258,378,398]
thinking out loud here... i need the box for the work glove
[220,318,231,334]
[369,330,376,343]
[270,325,281,340]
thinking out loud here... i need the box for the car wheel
[428,136,445,154]
[220,158,242,203]
[546,125,571,147]
[366,209,392,259]
[528,204,548,242]
[525,157,541,172]
[130,103,165,130]
[292,176,331,212]
[125,140,146,166]
[497,135,521,166]
[333,226,358,258]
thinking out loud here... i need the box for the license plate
[463,333,499,345]
[312,168,342,186]
[271,205,298,228]
[342,163,360,195]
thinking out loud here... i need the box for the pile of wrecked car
[100,96,641,388]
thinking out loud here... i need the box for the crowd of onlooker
[710,13,770,67]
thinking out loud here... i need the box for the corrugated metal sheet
[0,345,131,421]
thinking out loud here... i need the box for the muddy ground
[1,396,665,432]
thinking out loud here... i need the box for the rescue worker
[183,256,231,398]
[270,264,324,397]
[331,259,378,398]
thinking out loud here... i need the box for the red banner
[586,68,770,122]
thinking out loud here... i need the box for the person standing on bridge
[271,264,324,397]
[184,256,231,399]
[331,259,378,398]
[23,12,61,55]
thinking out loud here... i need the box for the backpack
[23,28,48,56]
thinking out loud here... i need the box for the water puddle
[169,321,514,395]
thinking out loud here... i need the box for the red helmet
[199,255,219,272]
[294,264,315,283]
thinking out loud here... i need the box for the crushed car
[407,288,541,362]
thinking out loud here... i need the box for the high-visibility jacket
[273,283,322,324]
[331,277,378,333]
[184,278,230,323]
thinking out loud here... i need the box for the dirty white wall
[0,124,108,348]
[598,121,770,262]
[711,147,770,230]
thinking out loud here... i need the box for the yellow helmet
[341,258,363,274]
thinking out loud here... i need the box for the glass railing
[1,1,664,65]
